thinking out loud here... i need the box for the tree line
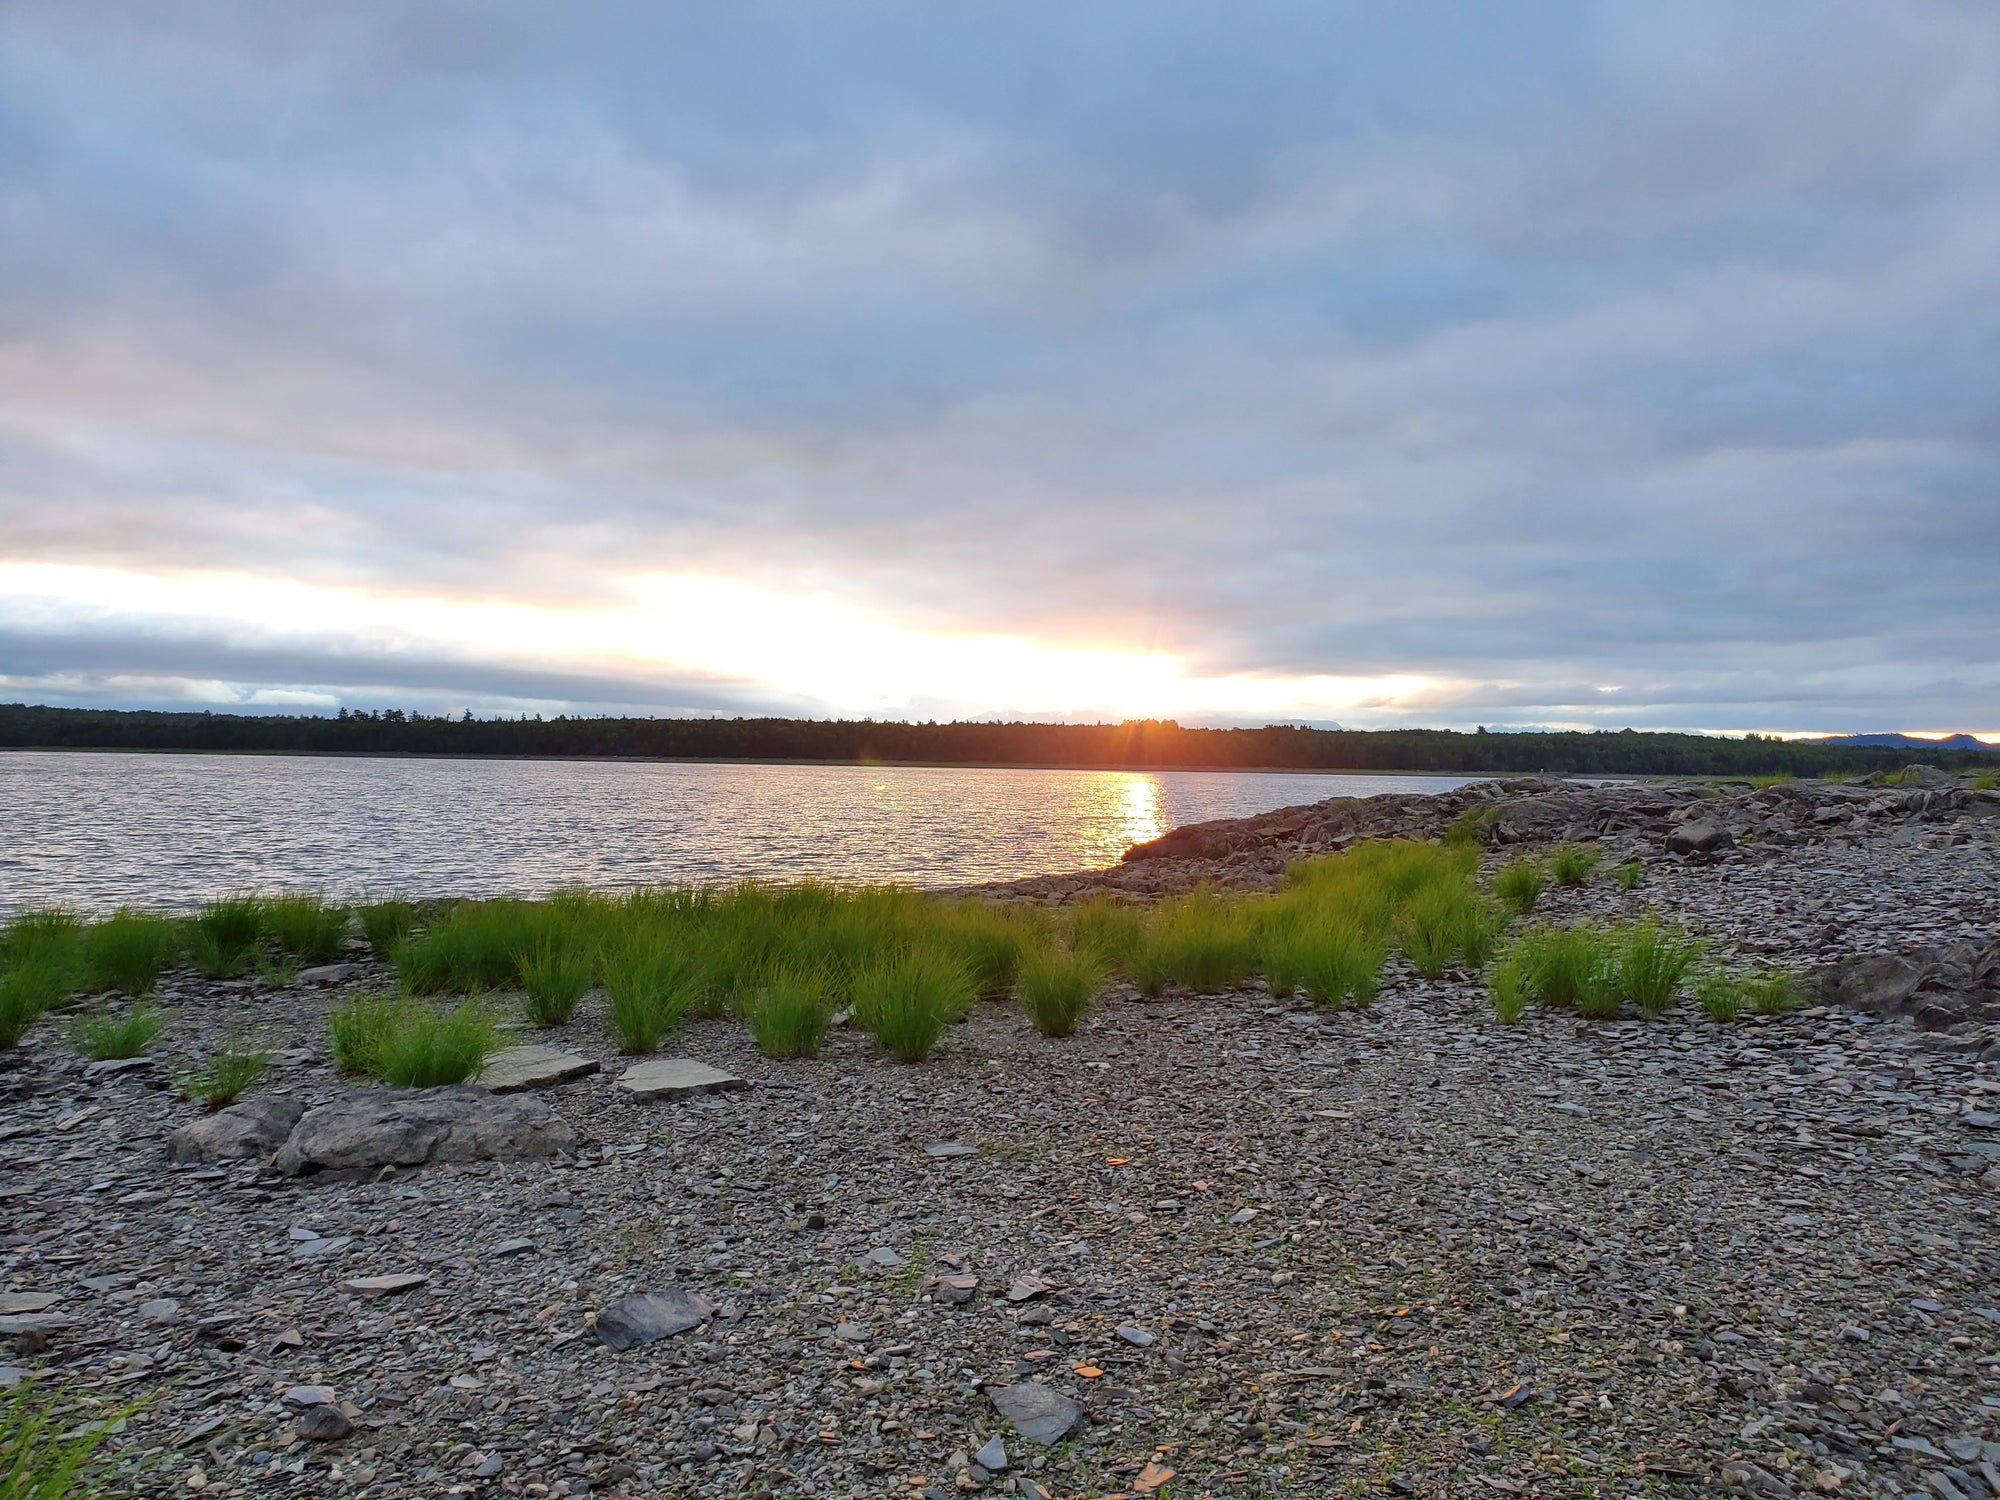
[1,703,1993,776]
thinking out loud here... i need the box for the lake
[0,751,1477,912]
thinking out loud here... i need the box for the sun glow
[0,561,1446,722]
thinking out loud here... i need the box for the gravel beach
[4,775,1998,1500]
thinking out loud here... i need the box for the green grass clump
[0,1381,121,1499]
[393,900,530,994]
[1746,968,1807,1015]
[375,1000,498,1087]
[1512,924,1615,1012]
[1397,886,1463,979]
[0,953,72,1048]
[3,909,82,969]
[1445,804,1497,846]
[746,971,833,1058]
[1016,947,1102,1038]
[327,992,495,1085]
[1547,843,1602,888]
[1611,859,1645,890]
[328,994,400,1076]
[78,911,179,995]
[855,950,973,1062]
[602,940,703,1053]
[1694,970,1744,1022]
[1145,892,1258,992]
[1971,768,1997,792]
[936,901,1039,1000]
[69,1002,166,1060]
[1615,919,1705,1018]
[191,895,263,977]
[515,938,593,1027]
[1487,949,1531,1023]
[260,893,349,963]
[182,1033,271,1110]
[358,896,421,956]
[1491,858,1546,916]
[1747,772,1796,789]
[1066,896,1147,972]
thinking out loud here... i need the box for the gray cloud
[1,1,1998,733]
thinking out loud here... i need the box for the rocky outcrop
[1821,939,2000,1040]
[1078,772,1998,896]
[270,1086,574,1176]
[166,1095,306,1164]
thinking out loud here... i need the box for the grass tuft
[1512,924,1616,1013]
[1066,896,1146,972]
[79,911,179,995]
[260,893,349,963]
[182,1032,271,1110]
[746,970,833,1058]
[358,896,421,956]
[1492,858,1546,916]
[515,938,593,1027]
[1487,949,1531,1023]
[602,940,703,1053]
[1016,946,1102,1038]
[856,949,972,1061]
[192,895,263,977]
[0,954,72,1048]
[69,1002,166,1060]
[1615,919,1704,1018]
[1611,859,1645,891]
[1547,843,1602,888]
[328,992,496,1085]
[0,1381,121,1499]
[1694,970,1744,1022]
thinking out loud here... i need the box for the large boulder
[1665,820,1732,856]
[271,1086,573,1177]
[166,1096,306,1165]
[988,1382,1084,1444]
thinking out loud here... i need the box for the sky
[2,2,1998,737]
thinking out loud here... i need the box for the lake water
[0,751,1477,913]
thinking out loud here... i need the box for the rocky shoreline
[3,773,1998,1499]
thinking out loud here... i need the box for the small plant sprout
[1611,859,1645,890]
[1747,968,1807,1015]
[1695,970,1744,1022]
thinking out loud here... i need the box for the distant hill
[1800,732,1999,753]
[5,702,2000,777]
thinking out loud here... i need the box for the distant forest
[2,703,1994,777]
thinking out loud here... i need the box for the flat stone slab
[0,1293,60,1316]
[594,1288,717,1351]
[166,1095,305,1166]
[271,1087,573,1176]
[615,1058,748,1101]
[988,1382,1084,1444]
[344,1274,428,1296]
[924,1141,978,1158]
[477,1046,600,1094]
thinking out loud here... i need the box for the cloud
[1,1,1997,733]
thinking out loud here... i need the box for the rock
[476,1045,600,1094]
[165,1095,305,1165]
[1667,821,1732,856]
[293,1404,352,1442]
[270,1087,573,1176]
[490,1238,536,1258]
[861,1246,905,1272]
[925,1142,978,1158]
[0,1293,59,1316]
[594,1288,717,1351]
[344,1274,428,1296]
[1134,1461,1175,1494]
[296,964,356,986]
[136,1298,180,1323]
[973,1434,1008,1472]
[1115,1325,1155,1347]
[282,1385,337,1408]
[1005,1274,1055,1302]
[83,1056,156,1080]
[615,1058,749,1100]
[924,1274,980,1305]
[988,1382,1083,1444]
